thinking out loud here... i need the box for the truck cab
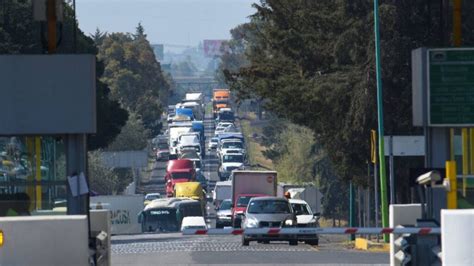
[174,182,206,215]
[232,193,267,228]
[219,153,245,181]
[165,159,196,197]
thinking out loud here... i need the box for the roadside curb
[354,238,389,252]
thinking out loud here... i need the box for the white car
[217,139,245,159]
[289,199,320,245]
[181,216,207,231]
[208,137,219,150]
[217,122,234,129]
[214,126,226,135]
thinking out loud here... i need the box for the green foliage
[220,0,474,191]
[88,151,120,195]
[260,119,347,219]
[107,112,150,151]
[97,24,170,136]
[272,124,316,184]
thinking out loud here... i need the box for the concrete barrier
[389,204,421,266]
[441,209,474,265]
[0,215,89,266]
[90,210,111,266]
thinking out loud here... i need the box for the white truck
[277,184,322,215]
[231,170,278,227]
[213,180,232,206]
[168,122,193,156]
[184,92,203,104]
[90,195,144,235]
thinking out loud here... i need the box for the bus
[138,198,203,233]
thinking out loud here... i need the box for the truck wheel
[242,236,250,246]
[289,240,298,246]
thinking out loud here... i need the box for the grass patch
[239,112,274,170]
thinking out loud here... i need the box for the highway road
[111,106,389,265]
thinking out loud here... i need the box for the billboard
[203,40,228,57]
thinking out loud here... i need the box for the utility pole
[47,0,57,54]
[373,0,389,242]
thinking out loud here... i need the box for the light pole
[373,0,389,242]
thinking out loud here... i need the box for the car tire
[262,240,270,244]
[305,240,319,246]
[289,240,298,246]
[242,236,250,246]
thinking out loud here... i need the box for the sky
[76,0,257,52]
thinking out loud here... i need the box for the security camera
[416,171,441,186]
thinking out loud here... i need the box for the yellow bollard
[462,129,469,197]
[446,161,457,209]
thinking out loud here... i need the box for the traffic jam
[145,89,321,246]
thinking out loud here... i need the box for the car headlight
[284,219,294,226]
[244,217,259,228]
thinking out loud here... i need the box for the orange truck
[212,89,230,118]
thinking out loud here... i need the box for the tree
[219,1,474,201]
[107,112,150,151]
[88,151,120,195]
[97,24,169,134]
[90,28,107,46]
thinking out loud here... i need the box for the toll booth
[0,55,95,216]
[0,55,96,264]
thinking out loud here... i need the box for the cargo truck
[230,170,277,228]
[212,89,230,118]
[168,122,193,156]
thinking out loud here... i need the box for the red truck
[231,170,277,228]
[165,159,196,197]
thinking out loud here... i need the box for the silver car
[241,197,297,246]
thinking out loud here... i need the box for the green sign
[429,48,474,126]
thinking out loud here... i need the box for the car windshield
[145,194,160,201]
[223,154,243,163]
[248,200,291,214]
[291,203,312,215]
[158,143,168,149]
[219,200,232,210]
[237,196,254,207]
[219,112,234,120]
[194,161,202,169]
[171,173,191,180]
[223,142,243,149]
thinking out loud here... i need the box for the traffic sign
[428,48,474,126]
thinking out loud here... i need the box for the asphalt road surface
[115,105,389,265]
[112,233,388,265]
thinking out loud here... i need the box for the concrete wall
[442,209,474,265]
[389,204,422,266]
[0,215,89,266]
